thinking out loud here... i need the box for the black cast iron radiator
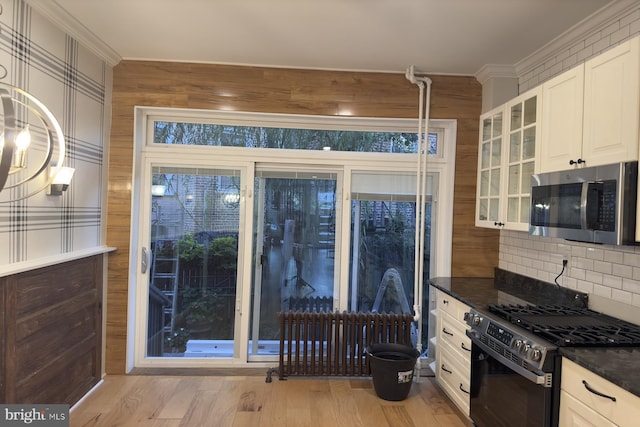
[276,311,414,379]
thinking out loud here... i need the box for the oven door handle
[466,330,552,387]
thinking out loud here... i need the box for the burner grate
[488,304,640,347]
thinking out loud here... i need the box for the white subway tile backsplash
[603,274,623,290]
[572,257,592,271]
[566,277,578,290]
[611,26,631,44]
[519,6,639,89]
[631,19,640,36]
[577,280,594,294]
[604,250,624,264]
[499,230,640,308]
[593,284,613,299]
[602,20,621,37]
[622,278,640,294]
[593,260,612,275]
[585,270,604,285]
[621,8,640,26]
[571,245,587,259]
[571,267,587,281]
[612,288,633,304]
[586,247,605,261]
[624,252,640,268]
[584,31,603,47]
[613,263,634,279]
[576,45,594,62]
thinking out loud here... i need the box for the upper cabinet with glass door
[476,107,503,228]
[539,36,640,173]
[504,89,541,230]
[476,88,540,231]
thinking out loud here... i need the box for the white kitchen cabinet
[560,357,640,427]
[583,37,640,167]
[476,106,504,228]
[433,288,471,416]
[476,88,540,230]
[539,64,584,173]
[539,37,640,173]
[560,392,617,427]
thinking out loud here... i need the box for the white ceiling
[30,0,617,75]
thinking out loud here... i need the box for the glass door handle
[141,246,150,273]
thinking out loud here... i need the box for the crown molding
[25,0,121,66]
[515,0,639,77]
[474,64,517,85]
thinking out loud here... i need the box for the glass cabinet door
[505,89,540,231]
[476,109,503,226]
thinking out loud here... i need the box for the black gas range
[464,303,640,427]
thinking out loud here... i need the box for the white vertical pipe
[406,67,432,382]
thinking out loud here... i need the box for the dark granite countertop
[428,276,498,308]
[429,269,640,399]
[560,347,640,397]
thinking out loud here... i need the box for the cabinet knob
[494,221,504,227]
[569,158,586,165]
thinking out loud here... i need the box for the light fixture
[222,186,240,208]
[0,81,67,203]
[151,184,166,197]
[47,166,75,196]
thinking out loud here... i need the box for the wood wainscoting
[0,255,103,405]
[107,63,499,374]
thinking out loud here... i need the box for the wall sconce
[47,166,75,196]
[0,80,67,203]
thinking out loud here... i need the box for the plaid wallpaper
[0,0,109,267]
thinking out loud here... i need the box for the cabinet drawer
[436,290,469,323]
[439,311,472,362]
[437,344,470,415]
[562,358,640,426]
[560,390,617,427]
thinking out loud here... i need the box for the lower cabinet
[432,288,471,416]
[560,358,640,427]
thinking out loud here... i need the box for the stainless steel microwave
[529,162,638,245]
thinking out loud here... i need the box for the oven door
[469,339,558,427]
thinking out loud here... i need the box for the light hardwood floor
[70,374,472,427]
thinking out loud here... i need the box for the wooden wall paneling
[108,62,498,374]
[1,275,17,403]
[0,276,3,401]
[1,256,102,404]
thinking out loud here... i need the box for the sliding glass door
[145,165,242,358]
[249,169,339,357]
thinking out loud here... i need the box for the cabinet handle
[441,364,453,374]
[461,342,471,352]
[569,158,586,166]
[459,384,470,394]
[494,221,504,227]
[442,327,454,336]
[442,299,449,305]
[582,380,616,402]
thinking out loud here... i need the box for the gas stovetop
[488,304,640,347]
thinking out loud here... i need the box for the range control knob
[510,339,523,351]
[472,315,482,326]
[519,342,531,355]
[528,347,542,362]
